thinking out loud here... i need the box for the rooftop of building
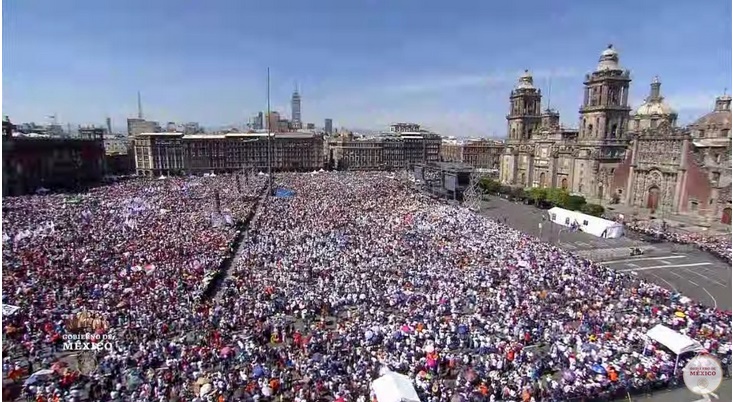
[691,95,732,128]
[135,131,321,140]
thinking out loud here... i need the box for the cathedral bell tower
[574,44,632,201]
[578,45,632,142]
[507,70,542,142]
[501,70,543,186]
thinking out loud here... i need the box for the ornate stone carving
[649,170,663,186]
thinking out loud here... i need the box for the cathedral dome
[629,77,678,131]
[596,44,621,71]
[635,102,675,116]
[692,95,732,128]
[633,77,676,117]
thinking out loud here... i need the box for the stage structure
[414,162,475,202]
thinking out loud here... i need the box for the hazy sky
[3,0,731,136]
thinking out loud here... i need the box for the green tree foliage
[545,188,570,207]
[581,203,605,217]
[527,187,547,205]
[510,187,527,201]
[479,178,501,194]
[565,195,587,211]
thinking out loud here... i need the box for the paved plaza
[479,198,732,311]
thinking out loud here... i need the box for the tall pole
[267,68,273,196]
[137,91,143,119]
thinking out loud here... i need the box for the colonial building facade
[327,125,441,171]
[501,45,632,202]
[133,132,324,176]
[500,45,731,225]
[440,139,504,170]
[610,94,732,225]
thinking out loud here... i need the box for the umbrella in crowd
[1,172,731,402]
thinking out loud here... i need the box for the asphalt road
[479,198,732,311]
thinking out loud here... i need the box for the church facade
[501,45,631,203]
[610,93,732,225]
[500,45,732,225]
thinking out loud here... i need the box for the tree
[527,187,547,205]
[510,187,527,201]
[546,188,570,207]
[479,178,501,194]
[565,195,587,211]
[581,203,605,217]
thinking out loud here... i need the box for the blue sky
[3,0,731,137]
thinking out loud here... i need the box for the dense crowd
[624,220,732,263]
[3,172,731,402]
[2,174,264,401]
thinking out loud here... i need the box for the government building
[327,124,441,170]
[133,132,324,176]
[500,45,731,225]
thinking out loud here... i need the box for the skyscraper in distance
[325,118,333,135]
[291,84,302,129]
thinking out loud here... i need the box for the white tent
[371,371,420,402]
[645,324,704,373]
[548,207,624,238]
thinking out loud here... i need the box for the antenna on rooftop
[137,91,143,119]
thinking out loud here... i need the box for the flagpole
[267,67,273,196]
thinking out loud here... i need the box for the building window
[551,213,557,221]
[565,217,570,225]
[582,220,589,226]
[722,129,730,138]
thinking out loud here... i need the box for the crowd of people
[2,172,731,402]
[2,174,265,401]
[624,220,731,263]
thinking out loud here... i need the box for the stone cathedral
[500,45,732,225]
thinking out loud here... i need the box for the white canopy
[548,206,624,238]
[371,372,420,402]
[646,324,704,355]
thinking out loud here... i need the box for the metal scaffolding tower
[462,172,482,212]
